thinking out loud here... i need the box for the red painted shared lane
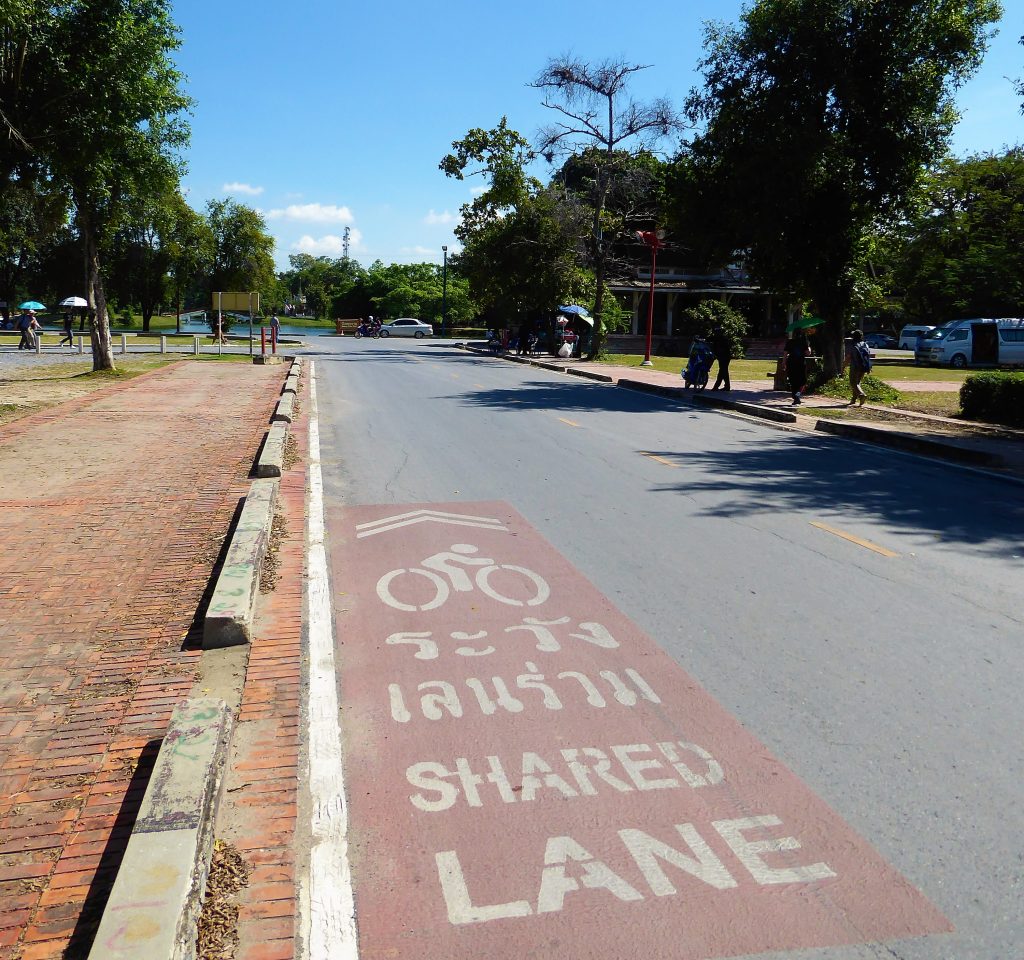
[329,501,950,959]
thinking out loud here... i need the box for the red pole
[642,237,658,366]
[261,327,266,355]
[271,325,277,355]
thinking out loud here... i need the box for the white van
[897,325,935,350]
[915,318,1024,368]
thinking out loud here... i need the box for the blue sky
[171,0,1023,271]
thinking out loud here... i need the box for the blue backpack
[855,342,872,372]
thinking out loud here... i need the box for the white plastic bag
[557,342,572,358]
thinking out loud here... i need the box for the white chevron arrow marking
[355,509,508,539]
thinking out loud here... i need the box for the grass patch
[868,363,969,382]
[887,391,961,418]
[186,353,259,363]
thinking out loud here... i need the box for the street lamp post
[636,229,665,367]
[441,245,448,339]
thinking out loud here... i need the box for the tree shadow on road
[453,377,683,415]
[644,434,1024,558]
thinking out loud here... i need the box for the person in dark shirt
[785,330,809,404]
[710,326,732,391]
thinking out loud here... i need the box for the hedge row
[959,372,1024,427]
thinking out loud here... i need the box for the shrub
[960,372,1024,427]
[814,374,903,404]
[677,300,750,358]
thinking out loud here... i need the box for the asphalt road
[311,337,1022,960]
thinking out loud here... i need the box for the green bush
[960,372,1024,427]
[677,300,750,358]
[814,374,903,404]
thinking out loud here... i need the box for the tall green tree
[896,149,1024,321]
[680,0,1000,377]
[43,1,190,369]
[531,58,680,357]
[205,198,276,320]
[164,194,214,332]
[441,119,590,326]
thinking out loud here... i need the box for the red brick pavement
[0,360,284,960]
[218,374,308,960]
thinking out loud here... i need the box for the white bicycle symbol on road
[376,543,551,612]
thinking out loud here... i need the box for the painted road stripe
[328,500,948,959]
[641,452,679,468]
[304,363,359,959]
[810,520,899,557]
[557,417,580,427]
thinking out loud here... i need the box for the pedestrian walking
[17,310,39,350]
[710,325,732,391]
[785,329,810,404]
[59,311,75,347]
[848,329,872,406]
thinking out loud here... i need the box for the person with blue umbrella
[16,306,43,350]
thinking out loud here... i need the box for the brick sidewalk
[216,373,309,960]
[0,361,284,960]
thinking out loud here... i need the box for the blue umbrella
[558,304,594,326]
[19,300,46,311]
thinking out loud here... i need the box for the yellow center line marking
[641,453,679,468]
[810,521,899,557]
[450,373,460,379]
[558,417,580,427]
[474,383,485,388]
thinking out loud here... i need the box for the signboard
[328,500,951,959]
[211,291,259,312]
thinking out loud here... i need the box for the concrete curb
[203,478,278,649]
[691,391,799,423]
[565,367,615,383]
[618,378,690,403]
[463,344,1016,474]
[272,393,294,424]
[282,375,299,395]
[87,698,233,960]
[256,421,288,478]
[814,418,1005,468]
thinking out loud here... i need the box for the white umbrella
[59,296,88,308]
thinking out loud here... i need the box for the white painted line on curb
[305,362,359,960]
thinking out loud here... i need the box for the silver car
[379,318,433,338]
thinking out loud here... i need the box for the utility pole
[441,246,448,339]
[343,226,350,261]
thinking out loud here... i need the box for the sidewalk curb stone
[272,394,295,424]
[87,697,233,960]
[814,418,1004,468]
[256,421,288,478]
[204,478,279,649]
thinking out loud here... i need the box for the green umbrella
[786,315,824,333]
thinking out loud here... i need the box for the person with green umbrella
[784,316,819,404]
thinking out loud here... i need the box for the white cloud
[470,185,487,196]
[267,203,354,223]
[284,191,304,200]
[400,245,438,258]
[290,228,364,257]
[223,181,264,196]
[423,208,455,225]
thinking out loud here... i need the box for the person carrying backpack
[848,329,872,406]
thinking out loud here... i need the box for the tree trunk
[820,312,845,380]
[586,170,611,361]
[83,223,115,371]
